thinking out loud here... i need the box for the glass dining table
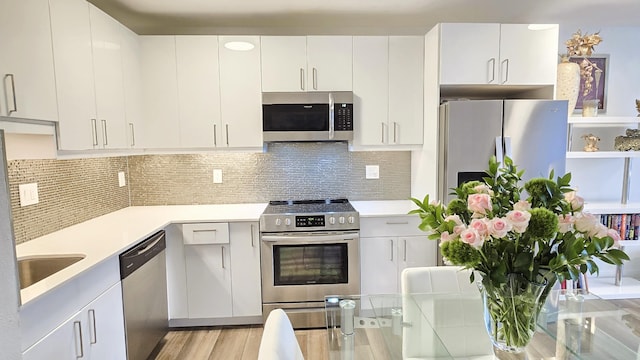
[324,291,640,359]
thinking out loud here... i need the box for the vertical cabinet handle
[312,67,318,90]
[389,239,394,261]
[250,224,255,247]
[129,123,135,147]
[381,123,385,143]
[225,124,229,146]
[101,120,108,146]
[501,59,509,84]
[300,68,305,90]
[88,309,97,344]
[213,124,217,146]
[74,321,85,358]
[221,246,226,268]
[393,122,398,143]
[91,119,99,146]
[403,239,407,261]
[487,58,496,84]
[4,74,17,114]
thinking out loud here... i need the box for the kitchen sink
[18,255,85,290]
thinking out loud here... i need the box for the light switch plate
[365,165,380,179]
[118,171,126,187]
[213,169,223,183]
[19,183,39,207]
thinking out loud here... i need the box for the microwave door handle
[328,92,335,140]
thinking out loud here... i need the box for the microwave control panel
[334,103,353,131]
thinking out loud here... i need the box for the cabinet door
[499,24,558,85]
[360,237,398,295]
[219,36,262,147]
[306,36,353,91]
[83,283,126,360]
[139,36,180,148]
[353,36,389,146]
[22,312,84,360]
[397,236,437,275]
[260,36,307,92]
[0,0,57,121]
[184,244,233,318]
[389,36,424,145]
[229,222,262,317]
[89,4,127,149]
[176,36,221,148]
[439,23,500,85]
[49,0,97,150]
[120,26,143,149]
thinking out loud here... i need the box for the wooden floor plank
[153,330,191,360]
[241,326,264,359]
[208,327,251,360]
[175,329,221,360]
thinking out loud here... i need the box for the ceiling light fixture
[223,41,255,51]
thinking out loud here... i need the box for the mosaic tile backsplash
[8,142,411,243]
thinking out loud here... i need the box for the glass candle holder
[582,99,599,117]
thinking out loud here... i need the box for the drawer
[182,223,230,245]
[360,216,423,238]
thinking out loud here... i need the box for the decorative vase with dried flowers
[556,30,603,116]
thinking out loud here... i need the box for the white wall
[0,132,22,360]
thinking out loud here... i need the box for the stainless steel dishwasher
[119,230,168,360]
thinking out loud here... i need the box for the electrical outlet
[118,171,126,187]
[365,165,380,179]
[213,169,223,183]
[19,183,39,207]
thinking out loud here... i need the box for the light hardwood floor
[150,326,328,360]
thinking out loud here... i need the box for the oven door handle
[261,233,358,243]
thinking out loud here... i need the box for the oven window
[273,244,348,285]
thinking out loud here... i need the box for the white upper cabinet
[89,5,127,149]
[439,23,558,86]
[219,36,263,147]
[353,36,423,146]
[120,26,143,148]
[50,0,130,150]
[260,36,353,92]
[176,36,221,148]
[0,0,58,121]
[139,36,180,148]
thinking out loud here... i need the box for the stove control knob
[285,218,292,226]
[348,216,355,224]
[275,218,282,226]
[339,216,345,224]
[329,217,336,225]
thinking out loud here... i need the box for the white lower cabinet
[360,216,437,295]
[22,282,126,360]
[167,222,262,325]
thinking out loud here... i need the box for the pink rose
[470,218,490,237]
[460,228,484,248]
[513,200,531,211]
[557,214,574,233]
[506,210,531,233]
[440,231,456,243]
[607,228,622,246]
[467,193,492,216]
[473,184,494,195]
[564,191,585,211]
[574,213,599,234]
[488,217,512,238]
[444,214,466,235]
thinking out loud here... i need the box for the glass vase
[480,274,553,354]
[556,56,580,116]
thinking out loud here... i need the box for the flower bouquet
[410,156,629,353]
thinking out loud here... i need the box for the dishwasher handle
[119,230,166,280]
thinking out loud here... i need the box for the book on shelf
[599,213,640,240]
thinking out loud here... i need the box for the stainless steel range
[259,198,360,329]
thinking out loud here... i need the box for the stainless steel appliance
[260,198,360,328]
[438,99,568,203]
[119,230,168,360]
[262,91,353,142]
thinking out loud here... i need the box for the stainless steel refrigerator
[438,99,568,203]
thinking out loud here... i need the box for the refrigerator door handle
[495,136,504,163]
[503,136,512,159]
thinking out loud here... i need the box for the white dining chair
[400,266,495,360]
[258,308,305,360]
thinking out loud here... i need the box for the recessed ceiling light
[224,41,255,51]
[527,24,556,31]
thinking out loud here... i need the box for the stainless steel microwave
[262,91,353,142]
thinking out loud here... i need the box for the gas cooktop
[260,198,359,232]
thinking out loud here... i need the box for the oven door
[260,231,360,303]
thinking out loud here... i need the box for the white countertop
[16,200,415,305]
